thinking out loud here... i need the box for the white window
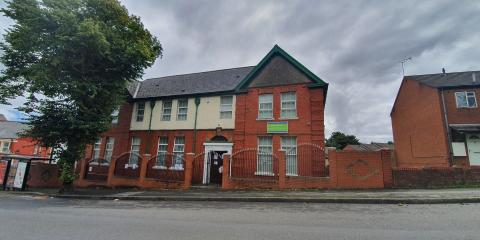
[220,96,233,119]
[0,141,11,153]
[33,145,39,155]
[281,136,297,176]
[176,99,188,121]
[104,137,115,163]
[136,102,145,122]
[257,136,273,175]
[455,91,477,108]
[129,137,141,165]
[161,100,172,121]
[281,92,297,118]
[111,108,119,124]
[172,137,185,169]
[92,138,101,160]
[156,137,168,167]
[258,94,273,119]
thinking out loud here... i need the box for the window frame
[161,100,172,121]
[92,138,102,160]
[256,136,274,176]
[136,102,145,122]
[280,92,297,119]
[172,137,185,170]
[128,137,141,167]
[0,141,11,153]
[220,95,233,119]
[103,137,115,164]
[455,91,478,108]
[155,136,169,169]
[111,108,119,124]
[281,136,297,176]
[258,94,273,120]
[176,99,188,121]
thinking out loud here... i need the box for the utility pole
[400,57,412,76]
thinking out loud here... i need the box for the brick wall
[27,162,61,188]
[442,88,480,124]
[393,167,480,188]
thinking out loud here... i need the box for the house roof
[0,121,28,139]
[134,66,255,99]
[344,142,394,151]
[407,70,480,89]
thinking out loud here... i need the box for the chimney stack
[473,72,477,83]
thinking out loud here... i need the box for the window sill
[256,118,274,121]
[254,171,275,176]
[152,166,167,170]
[100,163,110,166]
[169,166,184,171]
[286,173,298,177]
[456,106,477,109]
[279,117,298,120]
[124,164,138,169]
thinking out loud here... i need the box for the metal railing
[285,143,328,178]
[230,148,279,182]
[146,152,185,183]
[84,158,109,181]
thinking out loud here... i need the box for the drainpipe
[192,97,201,154]
[147,100,156,154]
[441,90,453,166]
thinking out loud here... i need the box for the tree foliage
[0,0,162,187]
[325,131,360,150]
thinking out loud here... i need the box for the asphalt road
[0,194,479,240]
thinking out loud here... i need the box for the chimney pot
[473,73,477,83]
[442,68,446,74]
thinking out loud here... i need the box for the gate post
[107,156,116,187]
[77,158,87,185]
[183,153,194,190]
[278,150,286,189]
[139,154,150,187]
[222,154,232,190]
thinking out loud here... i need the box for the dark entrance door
[209,151,225,185]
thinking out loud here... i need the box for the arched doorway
[202,134,233,185]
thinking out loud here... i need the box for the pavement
[5,187,480,204]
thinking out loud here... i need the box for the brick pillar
[139,154,150,187]
[222,154,232,189]
[328,150,338,188]
[107,157,116,186]
[184,153,194,190]
[76,158,87,186]
[278,150,286,189]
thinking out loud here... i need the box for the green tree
[326,131,360,150]
[0,0,162,191]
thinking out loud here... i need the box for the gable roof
[134,66,255,99]
[235,45,328,91]
[344,142,394,151]
[407,70,480,89]
[0,121,28,139]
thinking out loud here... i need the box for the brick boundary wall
[27,162,61,188]
[392,167,480,188]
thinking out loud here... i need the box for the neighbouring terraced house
[81,45,329,187]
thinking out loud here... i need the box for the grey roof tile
[135,66,255,99]
[0,121,28,139]
[407,71,480,88]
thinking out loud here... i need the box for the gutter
[146,100,155,154]
[440,90,453,166]
[192,97,201,153]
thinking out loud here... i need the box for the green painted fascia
[234,44,328,91]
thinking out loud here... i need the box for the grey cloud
[1,0,480,143]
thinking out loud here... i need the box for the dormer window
[136,102,145,122]
[455,91,477,108]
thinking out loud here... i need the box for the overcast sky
[1,0,480,143]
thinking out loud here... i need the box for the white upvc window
[220,96,233,119]
[136,102,145,122]
[258,94,273,119]
[281,136,297,176]
[161,100,172,121]
[172,137,185,170]
[92,138,102,160]
[104,137,115,163]
[257,136,273,175]
[111,108,119,124]
[0,141,11,153]
[176,99,188,121]
[281,92,297,118]
[455,91,477,108]
[129,137,141,165]
[156,137,168,168]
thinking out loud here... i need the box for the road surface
[0,193,479,240]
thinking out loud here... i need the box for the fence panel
[286,143,328,178]
[230,148,278,183]
[113,152,142,178]
[146,153,185,183]
[192,152,205,184]
[84,158,109,181]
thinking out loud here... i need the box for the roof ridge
[142,66,255,82]
[406,70,480,78]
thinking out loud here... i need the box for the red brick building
[0,114,51,158]
[391,70,480,168]
[82,45,329,187]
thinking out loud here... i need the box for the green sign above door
[267,122,288,134]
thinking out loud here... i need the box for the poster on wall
[5,159,18,189]
[13,161,28,189]
[0,160,8,186]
